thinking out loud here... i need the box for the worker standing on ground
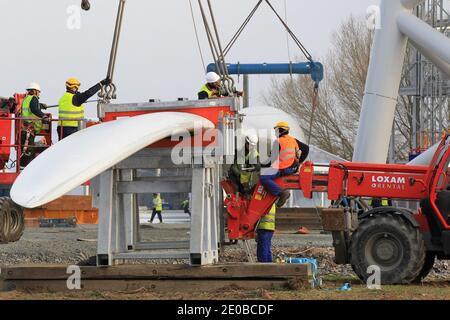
[20,83,49,167]
[57,77,111,140]
[260,122,309,208]
[198,72,244,100]
[181,198,191,217]
[256,204,277,263]
[229,134,260,195]
[150,193,163,223]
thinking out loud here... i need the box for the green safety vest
[153,196,163,211]
[198,84,214,99]
[258,204,276,231]
[58,92,85,127]
[21,95,43,133]
[240,150,259,184]
[181,200,189,209]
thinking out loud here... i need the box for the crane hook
[81,0,91,11]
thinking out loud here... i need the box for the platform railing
[0,116,90,172]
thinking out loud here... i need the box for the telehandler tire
[7,199,25,242]
[350,213,425,284]
[0,197,11,243]
[413,252,436,283]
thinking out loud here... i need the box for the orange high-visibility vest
[273,135,299,170]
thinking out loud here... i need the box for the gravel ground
[0,224,449,281]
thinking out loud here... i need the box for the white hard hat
[27,82,41,92]
[206,72,221,84]
[246,134,259,146]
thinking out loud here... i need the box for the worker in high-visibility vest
[181,199,191,217]
[57,77,111,140]
[198,72,222,100]
[256,204,277,263]
[198,72,243,100]
[260,122,309,208]
[20,83,49,167]
[150,193,163,223]
[229,134,260,194]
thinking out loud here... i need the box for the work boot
[276,190,290,208]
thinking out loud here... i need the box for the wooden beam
[4,278,310,293]
[1,263,311,280]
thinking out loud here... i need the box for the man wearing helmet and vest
[198,72,244,100]
[260,121,309,208]
[198,72,222,100]
[57,77,111,140]
[256,203,277,262]
[20,83,50,167]
[229,134,261,195]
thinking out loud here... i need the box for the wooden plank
[321,208,346,231]
[277,208,324,214]
[1,263,311,280]
[4,278,310,293]
[276,207,324,231]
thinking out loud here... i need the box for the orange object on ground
[296,226,310,235]
[24,195,98,225]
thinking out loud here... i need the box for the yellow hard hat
[65,77,81,89]
[274,121,290,130]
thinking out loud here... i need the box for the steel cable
[223,0,264,57]
[189,0,207,72]
[264,0,313,62]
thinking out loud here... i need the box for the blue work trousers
[260,167,296,196]
[257,229,274,262]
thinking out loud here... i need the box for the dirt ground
[1,221,449,300]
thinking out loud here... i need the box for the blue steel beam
[206,62,324,83]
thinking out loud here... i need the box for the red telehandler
[0,94,54,243]
[222,135,450,284]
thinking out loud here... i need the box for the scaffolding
[400,0,450,160]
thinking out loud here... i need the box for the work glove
[100,77,112,86]
[42,114,51,121]
[39,103,48,110]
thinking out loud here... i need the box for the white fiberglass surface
[11,112,214,208]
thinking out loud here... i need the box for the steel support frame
[93,98,240,266]
[94,148,224,266]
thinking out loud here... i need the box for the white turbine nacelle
[353,0,450,164]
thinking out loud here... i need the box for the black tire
[0,197,11,243]
[7,200,25,242]
[350,213,425,284]
[413,252,436,283]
